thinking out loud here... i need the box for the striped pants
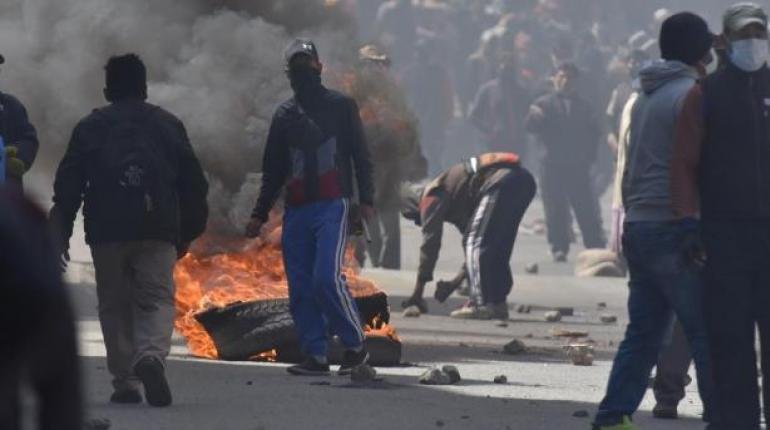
[282,198,364,358]
[465,169,536,305]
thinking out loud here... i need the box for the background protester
[525,62,606,262]
[49,54,209,408]
[671,4,770,428]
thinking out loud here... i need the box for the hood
[638,60,698,95]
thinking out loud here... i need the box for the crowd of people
[3,1,770,430]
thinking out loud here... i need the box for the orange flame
[174,227,397,359]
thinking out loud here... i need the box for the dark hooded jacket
[50,100,209,248]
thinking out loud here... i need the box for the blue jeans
[594,221,715,425]
[282,198,365,358]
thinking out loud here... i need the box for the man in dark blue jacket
[0,53,39,191]
[50,54,209,408]
[246,39,375,376]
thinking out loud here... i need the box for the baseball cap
[724,2,768,33]
[284,38,319,65]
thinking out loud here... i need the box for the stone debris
[435,420,445,427]
[574,249,626,278]
[403,305,422,318]
[493,375,508,384]
[502,339,527,355]
[600,314,618,324]
[525,263,539,274]
[556,307,574,316]
[442,365,462,384]
[565,344,595,366]
[496,321,509,328]
[597,302,607,309]
[350,364,378,383]
[419,367,456,385]
[516,304,532,314]
[573,410,590,418]
[551,328,589,338]
[544,310,562,322]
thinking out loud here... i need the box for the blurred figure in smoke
[469,50,531,160]
[0,190,81,430]
[349,45,426,270]
[401,153,535,320]
[401,37,455,176]
[461,36,500,113]
[246,39,375,376]
[525,62,606,262]
[672,3,770,427]
[50,54,209,407]
[594,12,716,429]
[0,53,39,192]
[373,0,418,69]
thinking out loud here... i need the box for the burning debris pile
[173,220,401,365]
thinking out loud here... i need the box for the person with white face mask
[671,3,770,429]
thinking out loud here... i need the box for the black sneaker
[134,356,172,407]
[287,357,330,376]
[338,349,370,376]
[401,297,429,314]
[109,388,142,404]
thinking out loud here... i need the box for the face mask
[288,65,321,95]
[730,38,770,72]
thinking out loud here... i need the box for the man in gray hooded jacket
[593,12,716,430]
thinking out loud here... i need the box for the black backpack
[94,107,173,220]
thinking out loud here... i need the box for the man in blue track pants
[246,39,375,376]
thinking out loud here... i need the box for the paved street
[66,199,708,430]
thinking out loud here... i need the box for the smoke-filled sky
[0,0,361,236]
[0,0,355,195]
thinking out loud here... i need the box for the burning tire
[195,293,400,365]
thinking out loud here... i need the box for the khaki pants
[91,241,176,390]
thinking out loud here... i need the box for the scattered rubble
[502,339,527,355]
[493,375,508,384]
[575,249,626,278]
[516,304,532,314]
[442,365,462,384]
[544,310,562,322]
[597,302,607,309]
[419,366,461,385]
[403,305,421,318]
[525,263,539,274]
[551,328,589,338]
[565,344,595,366]
[350,364,378,383]
[556,307,574,317]
[600,314,618,324]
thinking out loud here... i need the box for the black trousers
[540,163,606,254]
[465,168,536,305]
[702,220,770,429]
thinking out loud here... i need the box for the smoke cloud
[0,0,358,233]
